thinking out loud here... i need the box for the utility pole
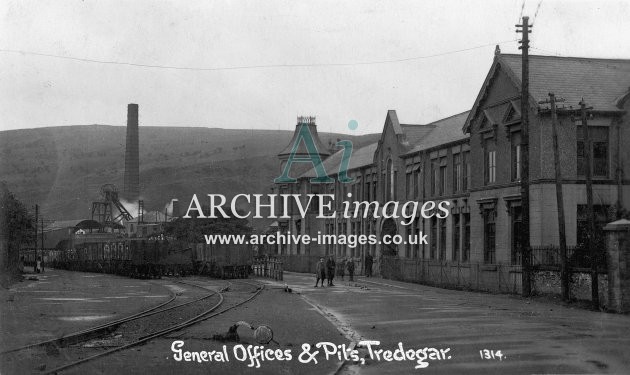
[540,93,569,301]
[580,99,599,310]
[34,204,38,272]
[517,16,532,296]
[40,217,44,258]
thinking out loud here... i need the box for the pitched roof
[500,54,630,111]
[278,122,331,157]
[300,142,378,178]
[400,124,437,145]
[464,54,630,133]
[403,111,470,156]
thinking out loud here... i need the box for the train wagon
[192,243,253,278]
[29,235,253,279]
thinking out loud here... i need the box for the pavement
[259,272,630,374]
[0,269,173,352]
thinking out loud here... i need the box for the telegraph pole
[517,16,532,296]
[580,99,599,309]
[34,204,38,272]
[540,93,569,301]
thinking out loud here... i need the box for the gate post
[604,219,630,313]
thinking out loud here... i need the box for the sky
[1,0,629,135]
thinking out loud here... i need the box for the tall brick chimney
[123,103,140,200]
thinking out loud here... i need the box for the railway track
[0,278,264,374]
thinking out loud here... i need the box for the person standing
[365,253,373,277]
[326,255,336,286]
[347,257,355,281]
[338,257,346,281]
[315,258,326,287]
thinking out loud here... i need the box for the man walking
[315,258,326,287]
[347,257,355,282]
[365,253,373,277]
[339,257,346,281]
[326,255,336,286]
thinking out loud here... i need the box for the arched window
[385,158,394,201]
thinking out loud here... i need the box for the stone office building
[275,51,630,291]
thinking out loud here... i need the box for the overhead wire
[0,39,518,72]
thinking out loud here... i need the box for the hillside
[0,125,379,230]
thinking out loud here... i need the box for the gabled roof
[403,111,470,156]
[464,53,630,133]
[300,142,378,178]
[501,54,630,111]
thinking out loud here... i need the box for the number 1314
[479,349,504,360]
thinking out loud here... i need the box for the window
[463,213,470,262]
[511,206,523,265]
[483,210,496,263]
[413,166,420,198]
[440,157,447,196]
[310,184,323,213]
[577,126,609,177]
[385,159,394,201]
[431,159,439,196]
[511,132,521,181]
[430,217,437,259]
[593,141,608,177]
[406,171,413,200]
[462,151,470,190]
[372,174,377,202]
[295,219,301,254]
[453,214,461,261]
[453,153,462,193]
[413,217,421,259]
[485,149,496,184]
[439,219,447,260]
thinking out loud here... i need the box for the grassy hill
[0,125,378,230]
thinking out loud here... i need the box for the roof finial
[495,45,501,56]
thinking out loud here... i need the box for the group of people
[314,253,374,287]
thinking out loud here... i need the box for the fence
[278,255,321,274]
[380,254,609,304]
[380,257,523,294]
[529,245,601,269]
[253,256,283,281]
[278,254,366,276]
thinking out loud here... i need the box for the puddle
[39,298,108,303]
[83,335,125,347]
[19,290,67,293]
[58,315,114,322]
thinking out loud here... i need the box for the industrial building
[274,51,630,293]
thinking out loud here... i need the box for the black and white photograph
[1,1,630,374]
